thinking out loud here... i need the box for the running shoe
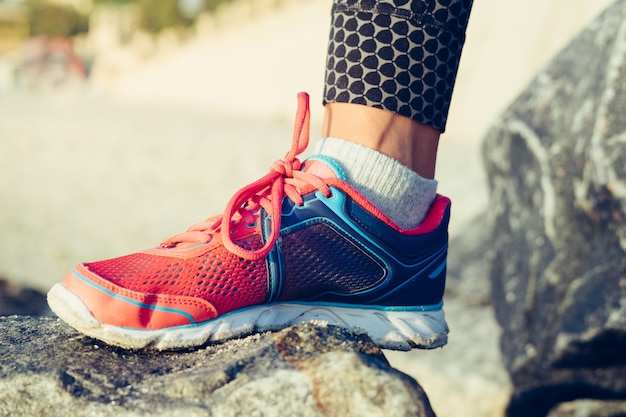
[47,92,451,351]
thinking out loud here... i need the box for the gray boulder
[446,213,492,307]
[482,1,626,416]
[0,316,435,417]
[546,400,626,417]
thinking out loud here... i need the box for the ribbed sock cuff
[315,137,437,229]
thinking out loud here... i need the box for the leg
[317,0,473,227]
[322,0,473,135]
[322,103,440,178]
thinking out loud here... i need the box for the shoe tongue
[301,155,347,181]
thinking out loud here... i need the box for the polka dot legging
[323,0,473,132]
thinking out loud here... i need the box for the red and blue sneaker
[47,93,451,351]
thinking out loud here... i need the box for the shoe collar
[301,155,348,182]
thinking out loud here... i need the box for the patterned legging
[323,0,473,132]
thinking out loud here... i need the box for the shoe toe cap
[57,264,218,330]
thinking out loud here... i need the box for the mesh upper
[279,222,385,300]
[84,236,267,315]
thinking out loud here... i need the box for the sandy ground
[0,1,615,416]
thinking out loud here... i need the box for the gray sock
[315,137,437,229]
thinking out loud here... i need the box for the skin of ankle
[321,102,440,179]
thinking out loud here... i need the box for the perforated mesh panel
[84,236,267,315]
[279,222,385,301]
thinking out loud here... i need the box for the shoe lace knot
[160,92,331,261]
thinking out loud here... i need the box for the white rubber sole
[47,283,449,351]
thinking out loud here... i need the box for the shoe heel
[374,257,447,309]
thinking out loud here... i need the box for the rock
[446,213,493,307]
[482,1,626,416]
[0,316,435,417]
[0,277,49,316]
[546,400,626,417]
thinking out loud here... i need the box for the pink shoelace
[160,92,332,261]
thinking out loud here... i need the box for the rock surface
[0,317,434,417]
[482,1,626,416]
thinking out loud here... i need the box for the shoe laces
[160,92,332,260]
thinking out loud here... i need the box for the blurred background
[0,1,616,416]
[0,0,233,88]
[0,0,614,294]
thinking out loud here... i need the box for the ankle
[316,138,437,229]
[321,103,440,178]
